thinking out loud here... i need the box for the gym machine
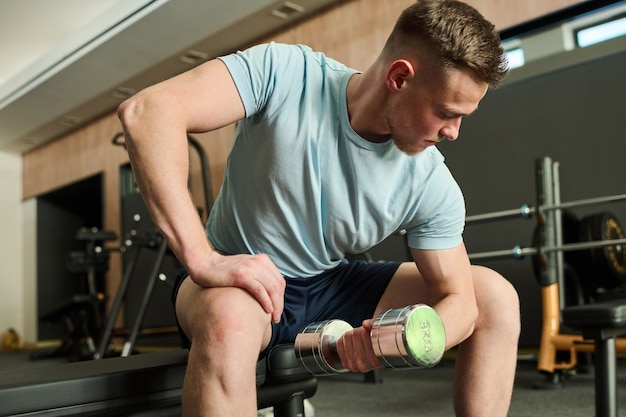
[466,156,626,417]
[34,227,117,361]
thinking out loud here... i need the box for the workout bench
[0,344,316,416]
[563,298,626,417]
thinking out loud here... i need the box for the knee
[177,284,272,347]
[472,266,521,337]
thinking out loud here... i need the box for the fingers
[336,325,381,373]
[226,253,285,323]
[249,254,285,323]
[260,255,286,323]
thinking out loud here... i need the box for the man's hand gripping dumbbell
[294,304,446,375]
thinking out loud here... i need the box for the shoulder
[220,42,349,74]
[219,42,353,116]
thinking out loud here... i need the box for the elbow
[454,299,479,346]
[117,94,143,133]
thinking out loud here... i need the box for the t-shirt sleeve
[405,163,466,250]
[218,42,304,118]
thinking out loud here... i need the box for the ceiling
[0,0,343,154]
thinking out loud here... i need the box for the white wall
[22,198,37,342]
[0,151,31,342]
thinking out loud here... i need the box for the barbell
[465,193,626,225]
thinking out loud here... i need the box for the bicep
[410,243,474,301]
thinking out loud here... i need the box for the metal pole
[464,193,626,227]
[468,245,537,261]
[536,157,559,288]
[121,237,169,357]
[465,204,534,225]
[467,238,626,261]
[543,238,626,253]
[541,193,626,212]
[552,161,566,309]
[95,242,141,359]
[595,338,618,417]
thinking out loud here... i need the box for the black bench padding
[0,349,187,417]
[563,298,626,417]
[0,346,316,417]
[562,299,626,329]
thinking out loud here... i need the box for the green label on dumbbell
[404,306,446,367]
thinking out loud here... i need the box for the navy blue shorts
[171,259,401,355]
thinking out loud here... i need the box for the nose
[440,118,461,141]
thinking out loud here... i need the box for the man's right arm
[118,58,285,322]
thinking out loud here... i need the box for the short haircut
[383,0,508,87]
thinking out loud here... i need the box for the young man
[118,1,520,416]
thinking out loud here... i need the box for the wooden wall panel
[21,0,585,315]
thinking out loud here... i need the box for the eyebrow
[442,106,477,118]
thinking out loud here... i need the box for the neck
[346,65,392,143]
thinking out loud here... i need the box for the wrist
[184,246,222,279]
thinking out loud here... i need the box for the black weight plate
[578,212,626,290]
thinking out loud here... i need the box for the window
[576,15,626,47]
[505,47,526,69]
[499,1,626,73]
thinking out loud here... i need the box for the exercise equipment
[34,228,117,361]
[562,299,626,417]
[0,345,316,417]
[97,133,215,359]
[464,157,626,402]
[295,304,445,375]
[527,210,626,298]
[94,216,171,359]
[578,211,626,290]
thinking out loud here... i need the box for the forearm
[431,292,478,349]
[412,245,478,349]
[118,91,213,276]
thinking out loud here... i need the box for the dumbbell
[294,304,445,375]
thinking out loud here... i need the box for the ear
[385,60,415,91]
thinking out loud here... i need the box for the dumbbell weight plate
[371,304,445,369]
[295,319,354,375]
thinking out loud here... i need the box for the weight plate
[578,212,626,290]
[371,304,445,369]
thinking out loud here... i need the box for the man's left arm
[411,242,478,349]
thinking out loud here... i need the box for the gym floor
[307,357,626,417]
[1,348,625,416]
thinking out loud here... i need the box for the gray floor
[306,358,626,417]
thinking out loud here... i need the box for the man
[118,0,520,416]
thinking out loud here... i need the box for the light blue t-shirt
[208,42,465,278]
